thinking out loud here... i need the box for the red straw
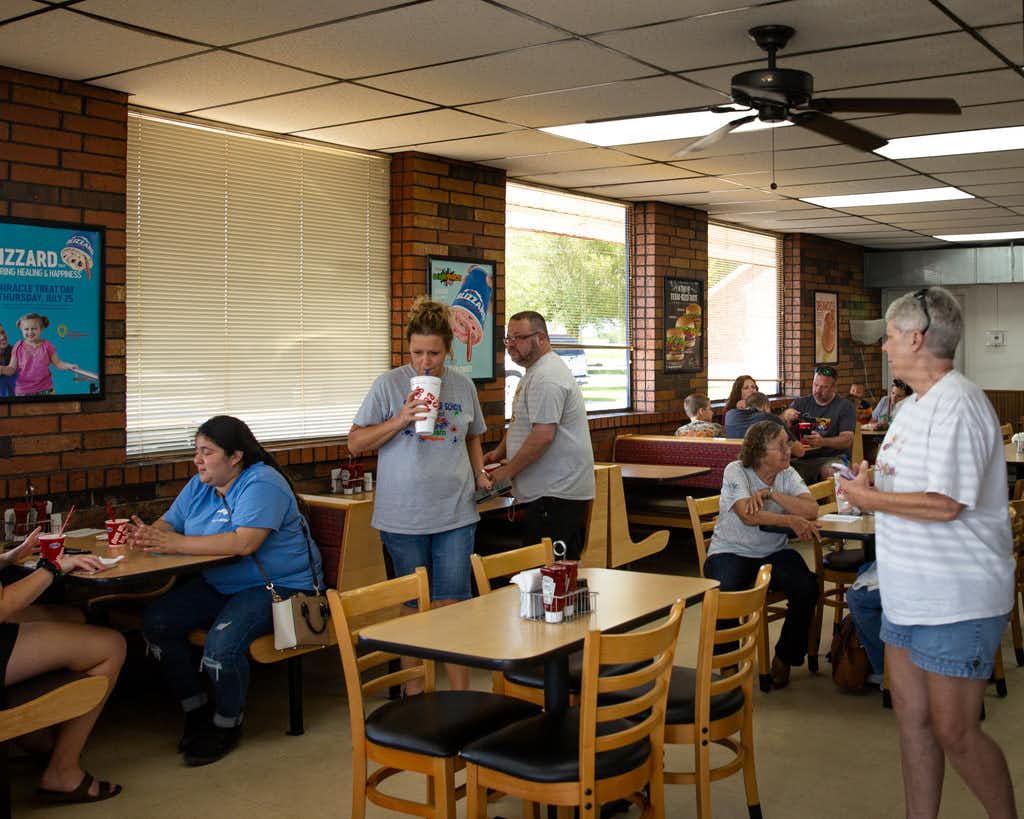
[105,500,115,521]
[58,504,75,536]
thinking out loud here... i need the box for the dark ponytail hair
[196,415,306,515]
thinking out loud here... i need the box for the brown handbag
[830,614,871,692]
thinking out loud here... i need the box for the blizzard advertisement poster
[0,218,104,401]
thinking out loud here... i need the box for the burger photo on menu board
[665,327,687,364]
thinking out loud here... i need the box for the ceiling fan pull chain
[770,127,778,191]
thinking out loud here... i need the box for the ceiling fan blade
[809,97,961,115]
[585,104,739,125]
[672,114,758,158]
[790,111,887,153]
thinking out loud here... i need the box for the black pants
[519,496,590,561]
[704,549,819,667]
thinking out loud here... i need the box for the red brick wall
[782,234,882,399]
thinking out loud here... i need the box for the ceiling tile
[235,0,562,79]
[931,167,1024,186]
[486,148,654,175]
[722,161,916,189]
[992,196,1024,207]
[0,1,42,22]
[593,0,956,73]
[496,0,765,35]
[763,177,952,199]
[383,130,582,161]
[296,109,516,150]
[194,83,432,131]
[460,75,725,128]
[362,41,651,106]
[0,8,203,80]
[960,182,1024,197]
[612,124,830,161]
[706,200,823,214]
[673,144,871,175]
[519,163,697,188]
[978,23,1024,62]
[99,51,326,111]
[833,198,996,215]
[577,177,746,199]
[937,0,1022,26]
[658,189,781,205]
[818,68,1023,107]
[859,101,1024,140]
[903,149,1024,174]
[77,0,398,46]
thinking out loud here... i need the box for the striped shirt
[875,370,1013,625]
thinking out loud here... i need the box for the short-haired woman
[840,287,1016,817]
[703,420,821,688]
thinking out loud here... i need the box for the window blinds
[126,114,390,456]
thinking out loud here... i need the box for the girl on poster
[0,313,79,396]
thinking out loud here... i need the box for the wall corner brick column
[629,202,708,415]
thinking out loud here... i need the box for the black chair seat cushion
[823,547,865,573]
[503,651,645,693]
[365,691,539,758]
[600,666,744,726]
[460,707,650,783]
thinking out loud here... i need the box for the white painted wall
[882,283,1024,390]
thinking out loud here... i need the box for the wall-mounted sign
[663,277,703,373]
[427,256,496,382]
[814,290,839,365]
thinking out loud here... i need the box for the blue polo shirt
[163,462,323,595]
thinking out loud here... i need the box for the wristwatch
[765,487,774,500]
[35,557,62,577]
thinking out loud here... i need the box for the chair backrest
[686,494,721,575]
[851,422,864,465]
[470,538,554,594]
[577,598,686,794]
[696,565,771,720]
[806,478,838,514]
[1000,422,1013,443]
[1009,501,1024,554]
[326,567,433,747]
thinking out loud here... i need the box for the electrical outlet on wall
[985,330,1006,347]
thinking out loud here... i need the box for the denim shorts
[881,612,1009,679]
[380,523,476,606]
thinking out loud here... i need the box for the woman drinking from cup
[348,297,490,692]
[1,527,126,802]
[135,415,323,766]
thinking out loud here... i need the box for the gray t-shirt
[353,364,486,535]
[789,394,856,458]
[507,351,595,504]
[707,460,810,559]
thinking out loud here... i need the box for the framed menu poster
[814,290,838,364]
[427,256,496,382]
[663,277,703,373]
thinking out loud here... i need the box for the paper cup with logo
[449,265,492,362]
[106,518,130,547]
[38,533,66,563]
[410,374,442,435]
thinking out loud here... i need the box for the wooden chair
[851,422,864,466]
[662,566,771,819]
[606,464,670,568]
[1,671,109,819]
[1000,422,1013,443]
[326,567,539,819]
[461,598,686,819]
[686,493,817,692]
[1009,501,1024,667]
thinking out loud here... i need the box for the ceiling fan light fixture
[541,108,788,147]
[876,126,1024,159]
[933,230,1024,242]
[800,187,973,208]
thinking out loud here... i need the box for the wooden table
[359,567,717,714]
[612,462,711,481]
[1005,443,1024,465]
[817,514,875,562]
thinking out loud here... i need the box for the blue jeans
[143,577,305,723]
[846,565,884,675]
[881,612,1009,680]
[704,548,819,666]
[381,523,476,605]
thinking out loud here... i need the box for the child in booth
[0,313,79,396]
[675,393,724,437]
[725,392,788,439]
[0,324,15,397]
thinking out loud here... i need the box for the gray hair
[885,286,961,359]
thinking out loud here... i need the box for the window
[707,224,781,400]
[504,184,629,417]
[126,114,390,456]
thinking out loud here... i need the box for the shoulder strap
[249,513,322,597]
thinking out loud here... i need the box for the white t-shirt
[875,369,1013,625]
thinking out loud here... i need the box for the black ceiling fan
[599,25,962,157]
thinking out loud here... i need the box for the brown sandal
[37,772,122,804]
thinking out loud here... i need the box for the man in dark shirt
[782,365,856,483]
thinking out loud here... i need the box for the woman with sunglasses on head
[348,297,490,693]
[864,378,912,431]
[133,415,323,766]
[840,287,1016,818]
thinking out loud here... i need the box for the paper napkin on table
[819,513,862,523]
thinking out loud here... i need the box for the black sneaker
[178,706,211,753]
[184,724,242,767]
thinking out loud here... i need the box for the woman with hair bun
[349,297,490,692]
[133,415,323,766]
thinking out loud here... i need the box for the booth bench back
[612,434,743,490]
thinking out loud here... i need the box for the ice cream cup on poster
[60,234,95,280]
[449,265,492,361]
[410,375,442,435]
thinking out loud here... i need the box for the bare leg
[6,620,126,796]
[10,604,85,624]
[926,673,1017,819]
[887,644,944,818]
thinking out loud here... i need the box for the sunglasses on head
[913,288,931,335]
[814,365,836,378]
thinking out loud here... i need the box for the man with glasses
[484,311,595,558]
[781,364,856,483]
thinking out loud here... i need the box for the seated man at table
[725,391,785,439]
[675,393,723,437]
[781,364,855,483]
[704,420,821,687]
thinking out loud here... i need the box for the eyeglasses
[770,441,791,454]
[913,288,931,335]
[814,365,837,378]
[503,331,540,345]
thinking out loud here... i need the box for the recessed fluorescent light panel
[800,187,973,208]
[541,107,789,147]
[876,126,1024,159]
[934,230,1024,242]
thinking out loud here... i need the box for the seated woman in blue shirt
[132,416,323,767]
